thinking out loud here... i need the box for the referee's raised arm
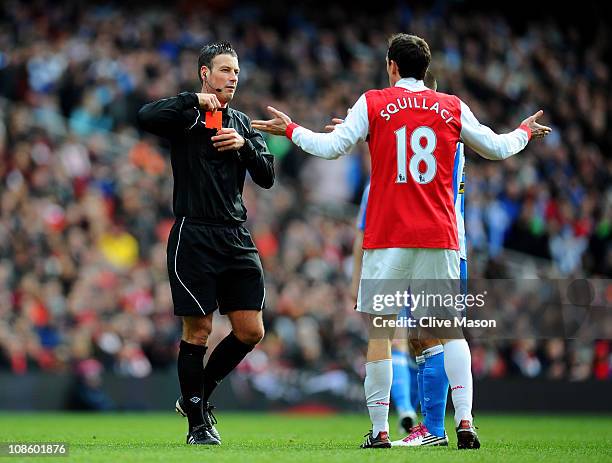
[138,92,221,139]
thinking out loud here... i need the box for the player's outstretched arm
[252,96,369,160]
[460,102,552,160]
[252,106,293,136]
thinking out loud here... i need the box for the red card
[205,111,222,129]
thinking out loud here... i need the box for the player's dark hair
[197,41,237,84]
[424,69,437,90]
[387,34,431,80]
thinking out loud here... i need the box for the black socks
[177,340,207,431]
[178,333,256,431]
[202,331,255,402]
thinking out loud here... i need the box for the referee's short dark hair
[387,34,431,81]
[197,41,238,84]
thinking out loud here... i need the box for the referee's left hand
[211,128,245,152]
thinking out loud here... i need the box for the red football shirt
[363,87,462,250]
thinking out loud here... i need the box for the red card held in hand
[205,111,222,129]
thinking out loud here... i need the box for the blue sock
[391,349,414,414]
[409,362,419,412]
[416,355,426,419]
[422,347,448,437]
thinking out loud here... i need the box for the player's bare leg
[361,315,395,449]
[440,337,480,449]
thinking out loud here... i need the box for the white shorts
[356,248,460,315]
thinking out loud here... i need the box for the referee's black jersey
[137,92,274,224]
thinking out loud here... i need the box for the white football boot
[392,423,448,447]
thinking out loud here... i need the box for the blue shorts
[460,258,468,296]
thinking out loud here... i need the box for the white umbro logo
[190,397,201,404]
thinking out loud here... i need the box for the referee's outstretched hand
[252,106,292,136]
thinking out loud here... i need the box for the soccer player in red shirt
[253,33,550,449]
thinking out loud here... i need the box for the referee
[138,41,274,445]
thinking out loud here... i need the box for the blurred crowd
[0,0,610,387]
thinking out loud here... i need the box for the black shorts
[167,218,265,316]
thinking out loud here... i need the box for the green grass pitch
[1,412,611,462]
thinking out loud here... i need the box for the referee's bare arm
[137,92,221,138]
